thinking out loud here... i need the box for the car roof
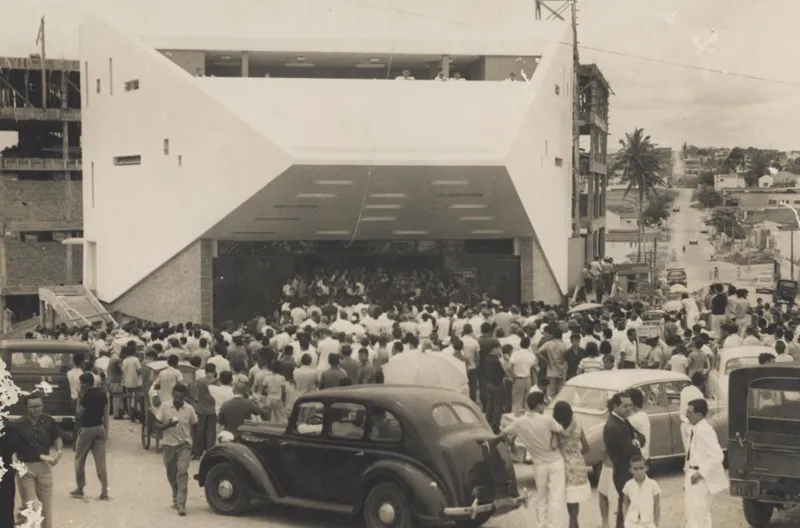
[0,339,90,352]
[296,384,471,410]
[718,346,775,362]
[566,369,690,392]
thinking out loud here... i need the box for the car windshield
[8,351,70,372]
[725,357,760,375]
[667,272,686,279]
[549,385,613,414]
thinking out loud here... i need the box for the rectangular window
[85,61,89,107]
[108,58,113,95]
[113,155,141,166]
[177,155,182,167]
[554,157,564,167]
[96,79,101,94]
[163,139,170,155]
[555,84,561,95]
[545,141,548,156]
[90,162,95,208]
[124,80,140,92]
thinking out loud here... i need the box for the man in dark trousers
[0,419,21,527]
[603,391,644,528]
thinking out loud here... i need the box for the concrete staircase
[38,285,117,329]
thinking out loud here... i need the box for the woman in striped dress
[577,342,604,375]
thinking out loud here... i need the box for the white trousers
[532,459,567,528]
[684,472,713,528]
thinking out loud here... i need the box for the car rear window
[749,388,800,420]
[7,351,71,372]
[431,402,484,428]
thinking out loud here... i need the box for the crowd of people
[3,270,800,527]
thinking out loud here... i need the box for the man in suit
[603,391,644,528]
[684,398,728,528]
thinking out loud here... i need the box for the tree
[698,170,715,187]
[708,209,745,239]
[694,187,723,208]
[746,152,769,187]
[723,147,745,173]
[613,128,665,262]
[642,192,674,226]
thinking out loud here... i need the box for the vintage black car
[728,364,800,527]
[3,339,90,435]
[195,385,528,527]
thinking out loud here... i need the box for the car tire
[455,512,493,528]
[363,482,415,528]
[204,462,250,516]
[743,499,773,527]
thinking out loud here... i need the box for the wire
[337,0,800,87]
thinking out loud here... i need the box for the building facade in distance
[80,2,584,325]
[0,56,83,331]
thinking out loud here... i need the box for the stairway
[38,285,117,329]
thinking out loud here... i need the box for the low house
[606,207,640,231]
[758,174,774,188]
[772,171,799,187]
[714,173,746,189]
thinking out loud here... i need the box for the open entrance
[212,239,520,325]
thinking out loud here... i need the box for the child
[622,455,661,528]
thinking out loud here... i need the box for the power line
[338,0,800,87]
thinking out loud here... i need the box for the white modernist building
[79,0,576,324]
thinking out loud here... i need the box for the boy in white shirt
[622,455,661,528]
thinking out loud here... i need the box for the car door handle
[354,451,365,457]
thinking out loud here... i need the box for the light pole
[779,203,799,280]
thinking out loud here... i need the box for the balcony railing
[0,57,80,71]
[0,107,81,121]
[0,157,82,171]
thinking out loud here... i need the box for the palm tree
[613,128,665,261]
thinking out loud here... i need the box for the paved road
[14,420,800,527]
[666,188,772,300]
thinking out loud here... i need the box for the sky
[1,0,799,151]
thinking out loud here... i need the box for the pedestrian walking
[684,398,728,528]
[70,372,109,500]
[192,363,218,459]
[554,401,591,528]
[622,455,661,528]
[494,391,569,527]
[155,383,198,516]
[10,394,64,528]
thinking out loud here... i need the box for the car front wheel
[204,462,250,516]
[363,482,414,528]
[743,499,774,527]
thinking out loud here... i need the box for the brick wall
[519,236,563,305]
[111,239,213,325]
[2,240,82,287]
[0,180,83,228]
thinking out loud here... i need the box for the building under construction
[0,56,87,333]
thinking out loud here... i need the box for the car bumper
[756,288,773,294]
[442,493,530,519]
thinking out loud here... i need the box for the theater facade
[79,2,578,325]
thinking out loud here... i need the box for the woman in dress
[553,401,591,528]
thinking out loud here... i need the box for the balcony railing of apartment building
[0,107,80,121]
[0,157,82,171]
[0,57,80,71]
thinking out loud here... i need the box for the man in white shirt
[508,337,537,413]
[684,398,728,528]
[627,388,652,461]
[494,391,568,527]
[316,329,341,374]
[679,373,706,451]
[619,329,639,369]
[721,323,743,349]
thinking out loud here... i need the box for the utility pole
[36,16,47,109]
